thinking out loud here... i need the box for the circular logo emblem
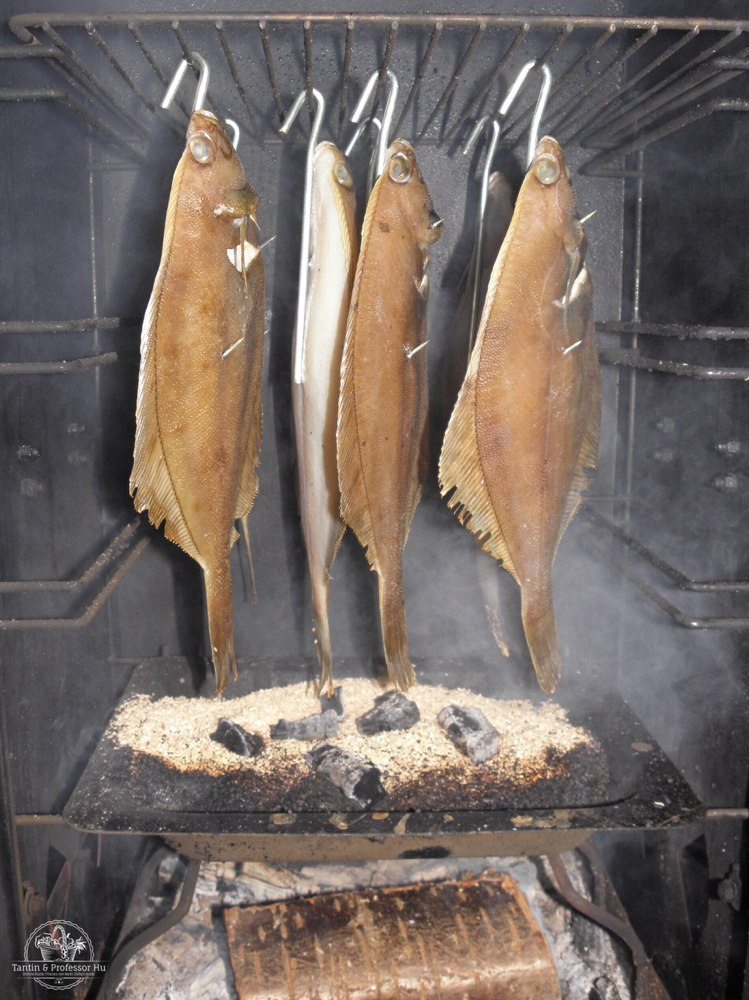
[23,920,95,991]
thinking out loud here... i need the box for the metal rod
[395,20,444,136]
[15,814,69,826]
[216,22,258,134]
[584,507,749,592]
[706,808,749,820]
[0,537,149,630]
[588,536,749,630]
[303,20,314,128]
[565,27,700,142]
[589,29,741,143]
[129,22,189,120]
[102,859,200,1000]
[0,521,140,593]
[171,26,221,118]
[549,852,652,990]
[41,23,148,136]
[13,15,749,36]
[599,346,749,379]
[498,25,615,143]
[85,22,156,115]
[419,22,487,140]
[546,26,658,132]
[280,88,326,385]
[597,320,749,340]
[338,19,355,144]
[0,87,146,165]
[445,24,530,145]
[526,65,553,167]
[0,44,59,59]
[259,20,285,123]
[465,119,500,359]
[0,352,117,375]
[351,69,398,191]
[501,25,571,141]
[369,20,399,131]
[0,317,122,334]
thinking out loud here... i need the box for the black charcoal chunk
[356,690,420,736]
[210,719,265,758]
[319,686,345,718]
[305,742,385,808]
[270,709,339,741]
[437,705,499,764]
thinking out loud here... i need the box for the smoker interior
[1,3,748,998]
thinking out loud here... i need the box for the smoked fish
[130,111,264,695]
[293,143,358,695]
[337,139,442,691]
[439,137,600,694]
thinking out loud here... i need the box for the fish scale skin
[293,143,358,696]
[337,139,441,691]
[440,136,599,694]
[131,111,264,695]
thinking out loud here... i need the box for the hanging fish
[338,139,443,691]
[130,110,265,695]
[439,137,600,694]
[293,143,358,696]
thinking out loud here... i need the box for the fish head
[316,141,357,234]
[184,111,259,223]
[527,137,584,258]
[382,139,443,250]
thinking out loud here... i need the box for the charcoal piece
[356,690,420,736]
[210,719,265,758]
[319,685,345,718]
[270,709,339,741]
[305,742,385,808]
[438,705,499,765]
[591,978,622,1000]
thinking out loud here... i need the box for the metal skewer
[280,87,326,385]
[351,68,399,197]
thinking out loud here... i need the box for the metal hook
[161,53,210,113]
[344,115,381,158]
[280,88,326,385]
[225,118,240,150]
[351,69,399,194]
[526,64,552,169]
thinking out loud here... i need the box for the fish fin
[214,184,259,225]
[556,275,601,552]
[329,171,356,277]
[204,567,237,694]
[439,371,519,583]
[240,514,257,604]
[233,301,264,527]
[379,572,415,691]
[130,155,201,563]
[522,583,561,694]
[337,181,382,571]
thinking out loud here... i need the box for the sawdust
[109,678,597,788]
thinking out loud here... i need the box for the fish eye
[389,152,412,184]
[188,132,215,164]
[335,161,353,189]
[533,154,560,186]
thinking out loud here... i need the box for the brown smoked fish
[338,139,443,690]
[439,137,600,693]
[130,111,264,694]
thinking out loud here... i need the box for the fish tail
[311,576,335,697]
[521,583,561,694]
[204,566,237,695]
[379,572,415,692]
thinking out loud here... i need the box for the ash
[116,853,632,1000]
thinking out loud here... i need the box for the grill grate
[7,13,749,166]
